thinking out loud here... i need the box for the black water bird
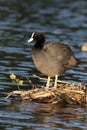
[28,32,77,88]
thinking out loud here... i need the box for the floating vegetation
[6,74,87,105]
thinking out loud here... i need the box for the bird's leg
[54,75,58,88]
[46,76,51,88]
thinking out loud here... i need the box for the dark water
[0,0,87,129]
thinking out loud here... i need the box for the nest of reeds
[6,78,87,105]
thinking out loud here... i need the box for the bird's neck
[34,41,44,49]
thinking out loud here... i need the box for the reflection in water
[5,101,87,129]
[0,0,87,129]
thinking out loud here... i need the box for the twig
[33,74,70,84]
[85,86,87,102]
[33,74,49,80]
[5,90,23,99]
[25,76,35,89]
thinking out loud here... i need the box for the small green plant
[9,73,23,90]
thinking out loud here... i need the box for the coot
[28,32,77,88]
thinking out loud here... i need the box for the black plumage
[28,32,77,88]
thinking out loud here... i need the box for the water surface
[0,0,87,129]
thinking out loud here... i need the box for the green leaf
[9,74,16,80]
[18,80,23,85]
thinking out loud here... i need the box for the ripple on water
[0,0,87,130]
